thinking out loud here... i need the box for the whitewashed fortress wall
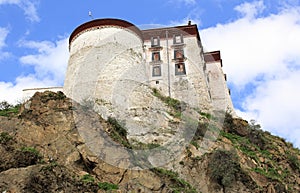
[64,20,145,110]
[18,18,233,117]
[204,51,235,113]
[143,28,211,111]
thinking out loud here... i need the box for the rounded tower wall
[64,20,145,105]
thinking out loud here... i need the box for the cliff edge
[0,91,299,193]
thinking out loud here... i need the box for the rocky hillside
[0,91,299,193]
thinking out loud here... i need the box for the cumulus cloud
[0,75,56,103]
[18,38,68,83]
[0,27,10,60]
[0,37,68,104]
[243,71,300,147]
[201,1,300,147]
[0,0,40,22]
[234,0,265,19]
[201,6,300,87]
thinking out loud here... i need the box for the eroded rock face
[0,92,196,192]
[0,91,299,193]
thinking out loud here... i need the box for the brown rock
[267,184,276,193]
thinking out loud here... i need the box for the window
[152,65,161,77]
[175,63,186,75]
[152,52,160,61]
[151,36,160,47]
[173,34,183,44]
[174,50,184,60]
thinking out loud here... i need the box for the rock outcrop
[0,91,299,193]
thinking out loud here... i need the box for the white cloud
[0,27,10,60]
[0,37,68,104]
[234,0,265,19]
[0,0,40,22]
[0,75,56,103]
[201,2,300,147]
[201,6,300,88]
[19,38,69,84]
[243,71,300,147]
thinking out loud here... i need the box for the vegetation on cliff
[0,91,299,193]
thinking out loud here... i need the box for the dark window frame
[174,49,184,60]
[152,65,162,77]
[175,62,186,75]
[152,52,161,61]
[173,34,183,44]
[151,36,160,47]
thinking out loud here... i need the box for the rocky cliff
[0,91,299,193]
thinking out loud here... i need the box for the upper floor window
[152,52,161,61]
[174,50,184,60]
[151,36,160,47]
[152,65,162,77]
[173,34,183,44]
[175,62,186,75]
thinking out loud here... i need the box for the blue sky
[0,0,300,148]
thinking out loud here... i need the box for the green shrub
[0,132,13,143]
[200,111,212,119]
[151,168,197,193]
[98,182,118,191]
[208,150,240,188]
[190,140,200,149]
[223,111,234,131]
[0,101,12,110]
[253,167,282,181]
[193,122,208,139]
[287,153,300,172]
[220,131,243,144]
[107,117,127,137]
[151,88,183,115]
[81,174,95,183]
[130,139,161,150]
[56,91,66,100]
[0,101,20,117]
[106,117,131,148]
[222,112,267,150]
[21,147,41,157]
[16,146,42,166]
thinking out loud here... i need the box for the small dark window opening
[151,36,160,47]
[156,81,159,84]
[152,52,160,61]
[174,50,184,60]
[152,65,161,77]
[173,34,183,44]
[175,63,186,75]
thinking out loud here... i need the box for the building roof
[69,18,201,45]
[204,51,223,67]
[141,24,200,41]
[69,18,143,44]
